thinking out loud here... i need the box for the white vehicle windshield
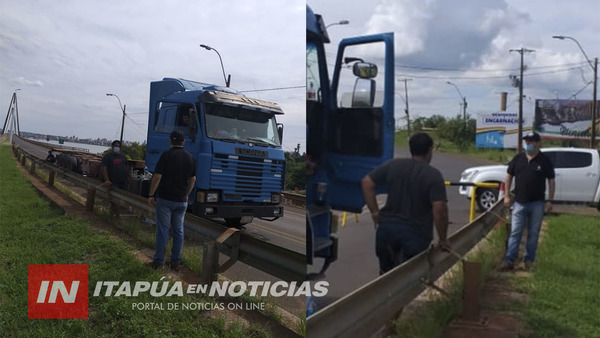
[204,103,281,147]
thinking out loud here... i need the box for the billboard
[475,111,531,149]
[534,99,598,140]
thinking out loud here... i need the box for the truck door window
[307,41,326,162]
[331,42,386,156]
[307,42,321,103]
[155,102,197,137]
[337,44,385,109]
[154,102,178,133]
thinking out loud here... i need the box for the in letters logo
[28,264,89,319]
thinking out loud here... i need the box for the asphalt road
[309,148,497,309]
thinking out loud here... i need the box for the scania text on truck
[145,78,286,227]
[306,5,396,277]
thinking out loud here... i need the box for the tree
[437,115,476,150]
[284,151,306,191]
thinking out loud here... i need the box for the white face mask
[113,146,121,153]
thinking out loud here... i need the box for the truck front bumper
[192,203,284,219]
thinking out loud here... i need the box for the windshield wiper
[246,137,274,147]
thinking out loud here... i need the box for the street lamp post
[553,35,598,148]
[446,81,468,124]
[199,44,230,87]
[325,20,349,29]
[106,93,126,145]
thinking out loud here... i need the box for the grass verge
[515,214,600,337]
[0,144,270,337]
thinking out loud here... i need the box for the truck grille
[210,153,284,201]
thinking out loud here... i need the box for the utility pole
[399,78,412,136]
[510,47,534,153]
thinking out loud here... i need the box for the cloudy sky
[1,0,305,152]
[310,0,599,127]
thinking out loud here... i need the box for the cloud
[10,76,44,87]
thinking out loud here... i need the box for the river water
[27,138,110,155]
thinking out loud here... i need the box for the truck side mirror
[352,62,378,79]
[277,123,284,143]
[351,78,376,108]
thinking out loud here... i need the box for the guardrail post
[200,227,241,284]
[21,153,26,166]
[201,242,220,285]
[48,170,55,187]
[86,188,96,212]
[462,261,482,322]
[30,160,36,173]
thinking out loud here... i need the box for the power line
[395,65,584,80]
[395,60,587,72]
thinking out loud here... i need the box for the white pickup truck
[459,148,600,211]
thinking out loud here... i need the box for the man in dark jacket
[100,140,129,189]
[147,131,196,271]
[100,140,129,216]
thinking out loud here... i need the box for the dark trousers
[376,221,430,275]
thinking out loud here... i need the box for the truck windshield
[204,103,281,147]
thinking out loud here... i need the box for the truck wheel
[476,188,499,212]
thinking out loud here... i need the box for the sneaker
[169,262,180,272]
[150,261,163,270]
[498,262,514,271]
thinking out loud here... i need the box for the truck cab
[306,6,396,274]
[145,78,285,226]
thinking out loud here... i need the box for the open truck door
[324,33,395,213]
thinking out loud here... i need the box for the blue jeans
[153,198,187,264]
[504,201,545,264]
[376,221,431,275]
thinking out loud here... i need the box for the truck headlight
[206,192,219,203]
[271,193,281,204]
[197,191,220,203]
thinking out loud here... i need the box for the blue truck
[306,6,396,277]
[144,78,286,227]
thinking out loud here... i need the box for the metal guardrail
[12,143,306,282]
[282,192,306,208]
[307,200,507,337]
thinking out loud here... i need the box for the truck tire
[476,187,499,212]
